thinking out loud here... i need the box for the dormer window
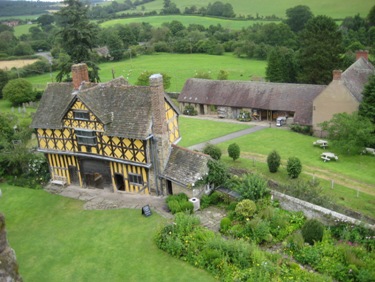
[73,111,90,120]
[75,130,96,146]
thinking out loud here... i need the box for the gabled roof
[162,145,211,188]
[341,57,375,102]
[178,79,326,125]
[31,76,173,140]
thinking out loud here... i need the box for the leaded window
[75,130,96,146]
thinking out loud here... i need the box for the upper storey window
[75,130,96,146]
[73,111,90,120]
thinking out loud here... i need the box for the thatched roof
[162,145,211,188]
[341,57,375,102]
[31,76,177,140]
[178,79,326,125]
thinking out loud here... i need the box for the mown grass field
[178,117,375,219]
[128,0,373,19]
[26,53,267,92]
[13,23,37,37]
[101,15,275,30]
[0,185,216,282]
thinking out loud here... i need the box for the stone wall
[0,214,22,282]
[271,191,375,230]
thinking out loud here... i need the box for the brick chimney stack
[72,63,89,90]
[356,50,368,61]
[149,74,167,135]
[332,70,342,80]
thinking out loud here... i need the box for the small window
[128,173,143,185]
[73,111,90,120]
[75,130,96,146]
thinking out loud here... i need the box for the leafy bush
[267,150,281,173]
[289,124,312,135]
[166,193,193,214]
[235,174,269,201]
[237,110,252,122]
[183,105,198,116]
[220,217,231,232]
[3,78,35,106]
[235,199,257,219]
[203,143,221,160]
[302,219,324,245]
[286,157,302,179]
[227,143,240,161]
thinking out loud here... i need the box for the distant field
[13,23,37,37]
[0,59,38,70]
[130,0,373,19]
[0,14,43,21]
[101,15,272,30]
[25,53,267,92]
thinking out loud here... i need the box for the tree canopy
[55,0,100,82]
[3,79,34,106]
[359,74,375,124]
[320,112,375,154]
[298,15,343,84]
[285,5,313,33]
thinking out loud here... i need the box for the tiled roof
[31,77,172,140]
[342,57,375,102]
[162,145,211,188]
[178,79,326,125]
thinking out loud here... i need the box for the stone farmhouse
[31,63,210,197]
[178,51,374,135]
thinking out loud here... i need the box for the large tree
[3,79,35,106]
[285,5,313,33]
[297,15,343,85]
[266,47,297,83]
[320,112,375,154]
[55,0,100,82]
[359,74,375,124]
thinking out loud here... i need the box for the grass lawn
[25,53,267,92]
[178,116,252,147]
[0,99,35,126]
[0,184,216,282]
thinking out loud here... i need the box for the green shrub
[289,124,312,135]
[302,219,324,245]
[286,231,305,252]
[220,217,231,232]
[227,143,240,161]
[235,174,269,201]
[200,194,211,209]
[286,157,302,179]
[3,78,35,106]
[203,143,222,160]
[267,150,281,173]
[166,193,192,214]
[179,201,194,214]
[235,199,257,219]
[183,105,198,116]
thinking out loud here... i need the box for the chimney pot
[72,63,89,90]
[356,50,368,61]
[333,70,342,80]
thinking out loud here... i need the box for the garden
[159,174,375,281]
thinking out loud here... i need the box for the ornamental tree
[267,150,281,173]
[286,157,302,179]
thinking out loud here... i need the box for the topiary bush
[267,150,281,173]
[228,143,240,161]
[301,219,324,245]
[286,157,302,179]
[203,143,222,160]
[235,199,257,220]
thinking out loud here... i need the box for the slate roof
[341,57,375,102]
[178,79,326,125]
[31,76,175,140]
[162,145,211,188]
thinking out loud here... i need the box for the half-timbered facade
[32,63,181,195]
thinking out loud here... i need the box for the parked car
[276,116,287,127]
